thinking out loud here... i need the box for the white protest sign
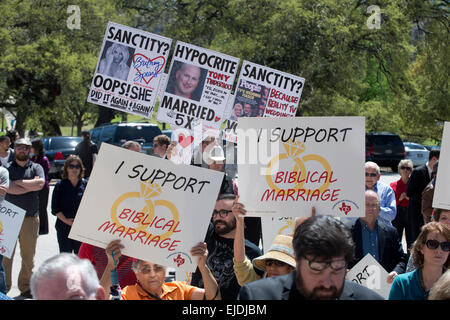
[223,61,305,143]
[261,216,296,254]
[237,116,365,217]
[0,201,26,259]
[157,41,240,132]
[433,121,450,210]
[346,253,391,299]
[69,143,224,273]
[87,21,172,118]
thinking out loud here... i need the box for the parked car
[366,132,405,172]
[90,122,162,154]
[41,136,82,179]
[424,145,441,152]
[404,142,430,167]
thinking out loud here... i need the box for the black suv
[90,122,162,154]
[366,132,405,172]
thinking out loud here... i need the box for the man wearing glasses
[238,215,383,300]
[190,194,262,300]
[364,161,397,227]
[3,138,45,299]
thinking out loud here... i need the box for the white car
[404,142,430,167]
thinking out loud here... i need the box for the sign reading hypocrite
[87,21,172,118]
[223,60,305,143]
[433,121,450,210]
[157,41,240,132]
[0,201,26,259]
[237,117,365,217]
[69,143,223,273]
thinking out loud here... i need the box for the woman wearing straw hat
[232,196,296,286]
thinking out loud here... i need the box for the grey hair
[365,161,380,175]
[398,159,413,171]
[121,140,141,151]
[30,253,100,299]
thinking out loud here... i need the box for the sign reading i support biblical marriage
[433,121,450,210]
[157,41,240,131]
[69,143,224,273]
[237,117,365,217]
[223,61,305,143]
[0,201,26,259]
[87,21,172,118]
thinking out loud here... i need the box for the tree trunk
[94,105,116,127]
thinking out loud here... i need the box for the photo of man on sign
[166,61,207,102]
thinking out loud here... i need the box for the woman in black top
[51,155,86,254]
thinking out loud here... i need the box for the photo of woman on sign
[98,41,134,81]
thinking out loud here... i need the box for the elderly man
[364,161,397,226]
[238,215,383,300]
[101,240,221,300]
[30,253,106,300]
[349,190,407,283]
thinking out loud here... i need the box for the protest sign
[237,116,365,217]
[69,143,224,273]
[87,21,172,118]
[0,201,26,259]
[223,61,305,143]
[433,121,450,210]
[261,216,296,254]
[346,253,392,299]
[157,41,239,132]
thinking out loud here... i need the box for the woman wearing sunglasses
[232,196,296,286]
[51,155,86,254]
[390,159,413,242]
[388,221,450,300]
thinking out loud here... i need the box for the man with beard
[3,138,45,299]
[190,194,262,300]
[238,215,384,300]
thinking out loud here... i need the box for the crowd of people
[0,129,449,301]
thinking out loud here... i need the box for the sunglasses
[304,257,347,272]
[212,209,232,218]
[365,172,378,177]
[68,164,81,169]
[400,166,412,171]
[425,239,450,252]
[265,259,287,267]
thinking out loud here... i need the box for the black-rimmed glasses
[212,209,232,218]
[303,257,347,272]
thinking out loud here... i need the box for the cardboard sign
[433,121,450,210]
[87,21,172,118]
[237,116,365,217]
[261,216,296,254]
[157,41,240,131]
[69,143,224,273]
[223,61,305,143]
[346,253,391,299]
[0,201,26,259]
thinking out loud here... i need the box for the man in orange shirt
[102,240,220,300]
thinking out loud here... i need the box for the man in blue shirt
[349,190,407,284]
[365,161,397,226]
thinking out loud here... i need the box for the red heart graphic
[178,134,194,148]
[215,116,221,122]
[132,54,166,85]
